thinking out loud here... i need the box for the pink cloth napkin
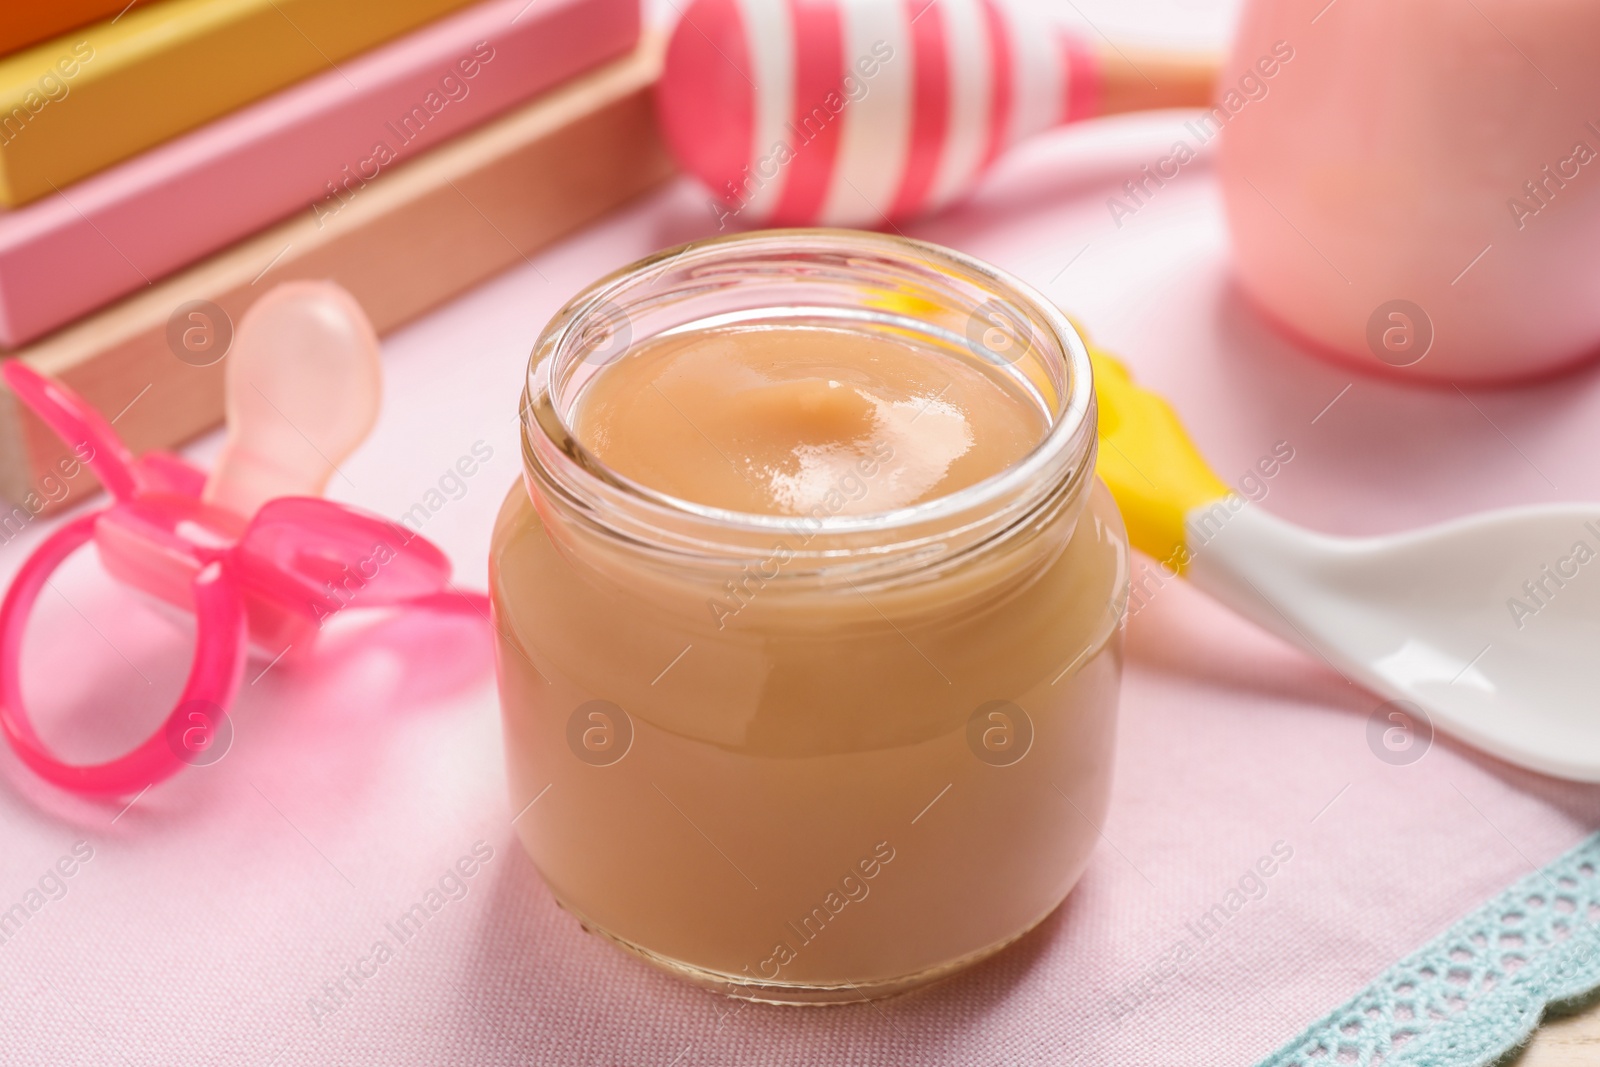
[2,112,1598,1067]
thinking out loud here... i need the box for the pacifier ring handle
[2,363,139,503]
[0,514,248,796]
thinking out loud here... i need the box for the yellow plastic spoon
[1088,342,1600,781]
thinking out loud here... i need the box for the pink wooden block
[0,0,638,349]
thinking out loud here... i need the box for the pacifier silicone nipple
[203,281,381,517]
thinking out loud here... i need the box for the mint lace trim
[1257,832,1600,1067]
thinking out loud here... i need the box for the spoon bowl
[1187,503,1600,780]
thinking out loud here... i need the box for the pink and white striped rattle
[657,0,1217,228]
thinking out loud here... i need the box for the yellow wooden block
[0,0,132,57]
[0,0,479,206]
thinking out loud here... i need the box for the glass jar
[491,229,1128,1003]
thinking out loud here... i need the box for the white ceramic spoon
[1091,347,1600,781]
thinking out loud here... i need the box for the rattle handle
[1093,45,1220,118]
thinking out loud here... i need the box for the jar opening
[521,229,1097,576]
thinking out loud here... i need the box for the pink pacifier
[0,281,485,796]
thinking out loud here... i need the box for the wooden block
[1519,1001,1600,1066]
[0,0,482,205]
[0,0,128,57]
[0,0,639,348]
[0,37,673,516]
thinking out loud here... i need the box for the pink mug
[1217,0,1600,383]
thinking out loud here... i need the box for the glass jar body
[490,476,1127,1002]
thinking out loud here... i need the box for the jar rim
[520,228,1097,563]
